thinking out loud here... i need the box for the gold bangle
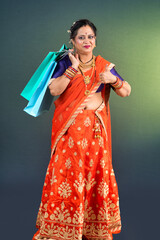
[63,66,78,80]
[111,77,123,89]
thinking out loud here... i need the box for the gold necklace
[79,56,95,69]
[79,63,96,95]
[78,56,95,85]
[84,68,96,95]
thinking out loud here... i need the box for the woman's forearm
[48,75,71,96]
[114,81,131,97]
[49,64,79,96]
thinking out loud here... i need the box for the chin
[81,48,93,54]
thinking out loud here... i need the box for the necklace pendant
[84,76,90,84]
[85,90,90,95]
[92,62,95,67]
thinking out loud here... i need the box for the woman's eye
[78,35,95,40]
[88,36,94,39]
[78,36,85,40]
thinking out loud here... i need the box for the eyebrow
[78,34,95,36]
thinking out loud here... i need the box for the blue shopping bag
[21,44,68,101]
[23,60,57,117]
[21,52,56,101]
[21,44,70,117]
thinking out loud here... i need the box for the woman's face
[72,25,96,55]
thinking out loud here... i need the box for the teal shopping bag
[21,44,68,101]
[21,44,69,117]
[23,60,57,117]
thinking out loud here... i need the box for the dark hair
[69,19,97,40]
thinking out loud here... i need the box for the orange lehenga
[33,56,121,240]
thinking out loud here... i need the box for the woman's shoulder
[95,55,115,69]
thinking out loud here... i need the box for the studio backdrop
[1,0,160,239]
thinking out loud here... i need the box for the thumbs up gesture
[99,64,117,84]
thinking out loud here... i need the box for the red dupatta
[51,55,114,156]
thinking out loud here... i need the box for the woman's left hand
[99,64,117,84]
[99,64,131,97]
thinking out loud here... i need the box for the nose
[84,37,90,43]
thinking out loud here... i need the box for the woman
[33,19,131,240]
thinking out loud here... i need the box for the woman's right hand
[68,50,79,69]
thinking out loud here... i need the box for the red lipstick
[84,45,90,48]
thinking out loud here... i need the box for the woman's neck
[78,52,93,64]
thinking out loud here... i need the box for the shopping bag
[23,60,57,117]
[21,44,68,101]
[21,44,70,117]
